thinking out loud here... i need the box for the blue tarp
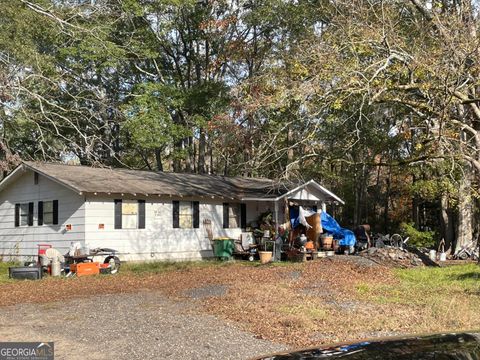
[320,212,356,247]
[289,207,300,229]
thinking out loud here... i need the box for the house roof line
[241,179,344,204]
[0,161,344,204]
[22,162,83,194]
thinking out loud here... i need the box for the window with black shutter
[52,200,58,225]
[172,200,180,228]
[240,203,247,229]
[173,201,198,229]
[14,204,20,227]
[114,199,145,229]
[138,200,146,229]
[114,199,122,229]
[27,202,34,226]
[37,200,57,226]
[223,203,240,229]
[12,203,33,226]
[193,201,199,228]
[16,203,34,226]
[223,203,229,228]
[38,201,44,225]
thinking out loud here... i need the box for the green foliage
[408,177,457,202]
[122,83,189,150]
[400,222,436,248]
[122,260,227,274]
[0,262,17,284]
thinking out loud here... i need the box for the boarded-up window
[223,203,240,228]
[173,201,199,229]
[122,200,138,229]
[179,201,193,229]
[229,204,240,228]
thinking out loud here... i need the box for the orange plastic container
[71,262,100,277]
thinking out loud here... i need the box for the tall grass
[0,262,18,283]
[122,259,229,274]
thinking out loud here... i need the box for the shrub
[400,222,436,248]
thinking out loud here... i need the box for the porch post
[322,202,327,212]
[274,200,279,232]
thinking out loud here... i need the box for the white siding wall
[85,196,258,261]
[0,170,85,261]
[245,201,276,224]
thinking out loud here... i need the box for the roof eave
[23,162,83,194]
[0,164,26,192]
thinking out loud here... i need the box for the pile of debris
[358,247,425,267]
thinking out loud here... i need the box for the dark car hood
[255,332,480,360]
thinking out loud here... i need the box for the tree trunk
[383,166,392,232]
[456,164,473,253]
[198,127,206,174]
[155,148,163,172]
[440,193,454,252]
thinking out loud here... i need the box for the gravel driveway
[0,291,286,360]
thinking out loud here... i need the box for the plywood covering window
[172,201,199,229]
[179,201,193,228]
[114,199,145,230]
[223,203,246,229]
[122,200,138,229]
[228,204,240,228]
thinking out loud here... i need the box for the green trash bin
[213,238,235,260]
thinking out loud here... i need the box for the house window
[179,201,193,228]
[172,201,199,229]
[19,203,29,226]
[38,200,59,226]
[114,199,146,229]
[122,200,138,229]
[15,202,34,227]
[42,201,54,224]
[223,203,247,229]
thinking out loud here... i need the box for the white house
[0,162,344,262]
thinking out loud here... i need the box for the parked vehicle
[254,331,480,359]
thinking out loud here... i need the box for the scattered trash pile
[8,242,121,280]
[359,247,425,267]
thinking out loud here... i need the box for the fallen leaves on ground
[1,257,479,349]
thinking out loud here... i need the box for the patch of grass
[0,262,18,283]
[359,264,480,324]
[356,282,371,295]
[395,263,480,293]
[122,259,229,274]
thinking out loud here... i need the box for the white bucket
[429,250,437,261]
[439,252,447,262]
[51,258,61,277]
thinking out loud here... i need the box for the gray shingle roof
[23,161,290,200]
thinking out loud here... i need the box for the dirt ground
[0,291,286,360]
[1,256,479,359]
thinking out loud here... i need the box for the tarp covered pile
[320,212,356,247]
[290,206,356,247]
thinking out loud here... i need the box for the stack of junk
[8,242,121,280]
[285,206,356,262]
